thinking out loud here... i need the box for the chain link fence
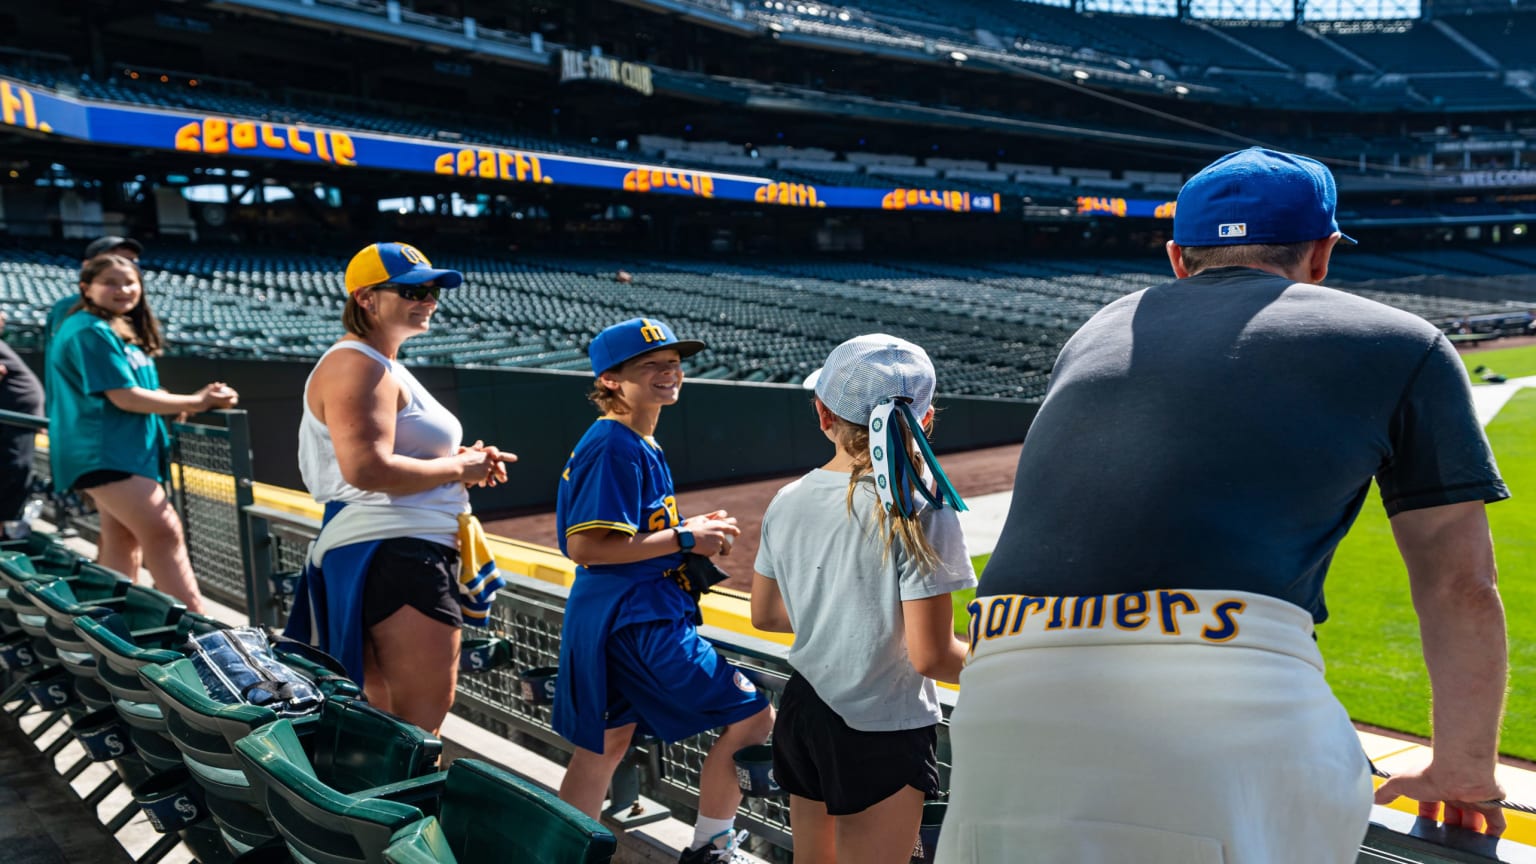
[168,414,255,609]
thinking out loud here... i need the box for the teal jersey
[46,311,169,491]
[46,294,78,338]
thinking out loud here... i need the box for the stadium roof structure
[198,0,1536,114]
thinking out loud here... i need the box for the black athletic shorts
[75,469,135,491]
[771,671,941,815]
[361,537,462,630]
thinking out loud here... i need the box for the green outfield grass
[948,392,1535,759]
[1461,344,1536,384]
[1324,388,1536,761]
[951,555,988,628]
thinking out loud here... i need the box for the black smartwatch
[675,527,695,552]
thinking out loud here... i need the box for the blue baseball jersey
[554,417,704,751]
[556,417,684,573]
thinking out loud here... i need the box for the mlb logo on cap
[1172,148,1356,248]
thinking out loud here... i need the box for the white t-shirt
[755,468,976,731]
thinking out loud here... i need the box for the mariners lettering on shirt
[434,148,554,185]
[174,118,356,166]
[623,168,714,198]
[965,590,1248,651]
[754,182,824,208]
[1,81,52,133]
[881,188,988,213]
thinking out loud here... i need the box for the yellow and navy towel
[457,513,505,626]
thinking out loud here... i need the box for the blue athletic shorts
[604,617,768,742]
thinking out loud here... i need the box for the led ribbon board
[1,76,1001,215]
[1076,195,1178,219]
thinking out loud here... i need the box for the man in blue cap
[939,148,1509,863]
[554,317,773,863]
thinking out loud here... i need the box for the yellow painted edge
[253,481,324,519]
[1371,775,1536,846]
[701,588,792,647]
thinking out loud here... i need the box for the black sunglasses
[375,283,441,302]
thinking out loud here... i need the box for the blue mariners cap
[589,317,706,375]
[1173,148,1356,248]
[344,242,464,294]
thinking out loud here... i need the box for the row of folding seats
[0,531,616,864]
[3,243,1527,397]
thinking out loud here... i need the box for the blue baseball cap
[344,242,464,294]
[1173,148,1356,248]
[589,317,706,375]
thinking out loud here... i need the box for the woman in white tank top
[292,241,514,734]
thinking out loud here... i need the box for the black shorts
[75,469,135,491]
[771,672,941,815]
[361,537,462,630]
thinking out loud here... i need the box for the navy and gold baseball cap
[344,242,464,294]
[1173,148,1356,248]
[589,317,706,375]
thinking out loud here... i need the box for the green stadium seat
[381,760,617,864]
[74,612,226,773]
[141,658,439,857]
[23,578,162,712]
[233,717,446,864]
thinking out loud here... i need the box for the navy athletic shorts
[603,616,768,742]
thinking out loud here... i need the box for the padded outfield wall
[126,356,1038,512]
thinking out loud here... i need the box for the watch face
[677,529,694,550]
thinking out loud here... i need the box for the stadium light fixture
[1072,70,1090,80]
[1174,85,1190,95]
[950,51,968,62]
[838,11,851,19]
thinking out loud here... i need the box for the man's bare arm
[1375,499,1507,834]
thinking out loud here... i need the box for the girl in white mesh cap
[750,333,976,864]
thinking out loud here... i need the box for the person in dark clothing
[0,311,44,520]
[941,148,1510,864]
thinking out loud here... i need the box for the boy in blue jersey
[555,317,773,863]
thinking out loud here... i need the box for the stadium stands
[1208,22,1370,72]
[3,242,1531,400]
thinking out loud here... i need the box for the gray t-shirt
[756,468,976,731]
[982,267,1508,622]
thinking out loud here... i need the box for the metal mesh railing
[170,415,255,608]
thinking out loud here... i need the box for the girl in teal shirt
[47,254,239,612]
